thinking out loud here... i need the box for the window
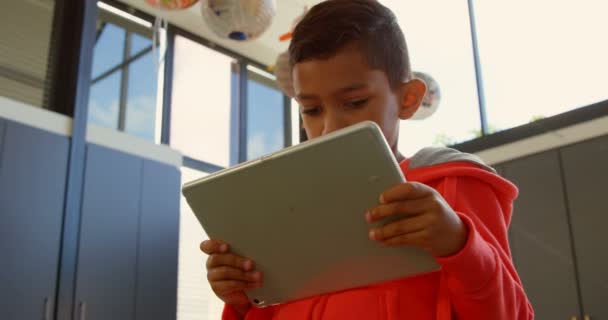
[381,0,482,156]
[126,46,157,141]
[474,0,608,132]
[0,0,55,108]
[91,23,126,80]
[177,167,225,320]
[87,5,161,142]
[173,44,296,320]
[290,99,301,145]
[88,70,122,130]
[170,35,234,167]
[246,67,287,160]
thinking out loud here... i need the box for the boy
[200,0,534,319]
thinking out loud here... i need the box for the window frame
[86,0,297,160]
[90,7,158,137]
[245,65,292,161]
[167,26,294,171]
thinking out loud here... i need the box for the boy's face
[292,43,425,157]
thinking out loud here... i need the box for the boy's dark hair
[289,0,411,88]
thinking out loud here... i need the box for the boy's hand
[200,240,263,317]
[365,182,468,257]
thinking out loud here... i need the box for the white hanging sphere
[274,51,294,97]
[201,0,276,41]
[411,71,441,120]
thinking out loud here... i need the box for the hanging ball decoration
[273,7,308,97]
[145,0,199,10]
[273,51,294,97]
[410,71,441,120]
[278,6,308,42]
[201,0,276,41]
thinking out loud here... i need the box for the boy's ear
[398,79,427,120]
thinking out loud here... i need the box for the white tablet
[182,121,439,307]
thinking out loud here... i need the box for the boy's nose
[322,115,349,135]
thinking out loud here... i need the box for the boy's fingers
[380,182,433,204]
[213,280,261,295]
[200,240,229,254]
[207,253,254,271]
[207,267,262,283]
[366,197,430,222]
[381,228,430,248]
[246,281,264,289]
[369,214,429,241]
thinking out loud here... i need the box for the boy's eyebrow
[296,83,369,101]
[296,93,318,101]
[337,83,368,93]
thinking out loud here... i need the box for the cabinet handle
[79,302,87,320]
[43,297,51,320]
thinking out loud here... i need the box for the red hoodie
[222,147,534,320]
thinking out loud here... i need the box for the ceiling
[117,0,323,66]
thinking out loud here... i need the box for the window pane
[246,74,284,160]
[291,99,300,146]
[92,23,125,79]
[125,50,158,141]
[89,11,160,141]
[130,33,152,56]
[381,0,481,156]
[177,167,224,320]
[475,0,608,132]
[0,0,55,108]
[170,36,233,166]
[88,71,121,129]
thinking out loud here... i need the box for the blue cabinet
[0,119,5,153]
[0,118,181,320]
[135,160,180,320]
[0,120,69,320]
[74,144,143,320]
[73,144,180,320]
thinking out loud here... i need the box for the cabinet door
[0,121,69,320]
[561,135,608,320]
[74,144,143,320]
[503,151,581,319]
[135,160,181,320]
[0,119,5,151]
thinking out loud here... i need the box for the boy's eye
[345,99,369,108]
[301,107,321,116]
